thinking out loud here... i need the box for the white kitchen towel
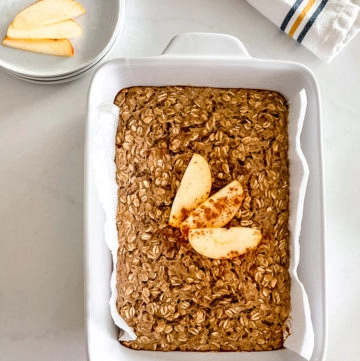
[247,0,360,62]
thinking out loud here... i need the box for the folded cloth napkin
[247,0,360,62]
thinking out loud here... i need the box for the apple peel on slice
[169,154,212,228]
[189,227,262,259]
[7,19,82,40]
[180,180,244,236]
[2,37,74,57]
[11,0,86,30]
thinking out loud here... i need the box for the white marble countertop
[0,1,359,360]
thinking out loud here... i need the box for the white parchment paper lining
[91,90,314,359]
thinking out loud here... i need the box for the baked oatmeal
[114,86,290,351]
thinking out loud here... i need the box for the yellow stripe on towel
[288,0,316,37]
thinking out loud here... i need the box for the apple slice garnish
[7,19,82,39]
[188,227,262,259]
[11,0,85,30]
[169,154,212,228]
[180,180,244,236]
[2,37,74,57]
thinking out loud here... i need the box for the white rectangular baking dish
[84,32,326,361]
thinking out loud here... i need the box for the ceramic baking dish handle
[162,32,251,58]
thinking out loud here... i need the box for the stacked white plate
[0,0,124,84]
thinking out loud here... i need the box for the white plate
[3,27,118,84]
[84,33,326,361]
[5,64,89,84]
[0,0,124,78]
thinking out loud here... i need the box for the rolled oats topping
[114,86,290,351]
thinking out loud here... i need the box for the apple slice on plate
[2,37,74,57]
[189,227,262,259]
[12,0,86,30]
[7,19,82,39]
[180,180,244,236]
[169,154,212,228]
